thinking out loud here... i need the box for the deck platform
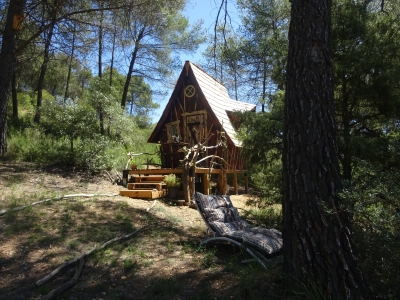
[119,167,248,199]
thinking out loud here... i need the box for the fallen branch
[105,170,114,183]
[41,257,85,300]
[0,193,119,216]
[146,200,157,212]
[35,225,147,287]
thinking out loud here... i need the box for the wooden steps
[119,189,166,199]
[120,175,167,199]
[135,175,165,182]
[127,182,165,191]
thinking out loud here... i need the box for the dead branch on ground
[146,200,157,212]
[41,258,85,300]
[35,225,148,287]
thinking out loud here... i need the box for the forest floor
[0,161,284,300]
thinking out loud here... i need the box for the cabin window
[165,121,181,144]
[184,85,196,98]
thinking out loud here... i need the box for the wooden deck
[120,167,248,199]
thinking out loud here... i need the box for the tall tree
[0,0,26,154]
[238,0,289,110]
[34,14,56,124]
[120,1,204,107]
[283,0,369,299]
[332,0,400,181]
[0,0,147,155]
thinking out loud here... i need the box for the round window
[184,85,196,98]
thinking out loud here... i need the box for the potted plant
[164,174,181,199]
[130,160,137,170]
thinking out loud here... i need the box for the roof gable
[148,61,256,146]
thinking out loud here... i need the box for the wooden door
[182,110,207,147]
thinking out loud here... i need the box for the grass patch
[148,277,180,298]
[123,258,139,273]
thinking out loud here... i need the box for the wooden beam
[127,168,223,175]
[233,172,238,195]
[244,173,248,194]
[202,173,210,195]
[119,190,166,199]
[127,182,165,191]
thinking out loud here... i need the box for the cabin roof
[190,62,255,145]
[148,61,256,146]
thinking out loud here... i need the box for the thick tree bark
[0,0,26,155]
[34,20,55,124]
[12,72,18,119]
[121,27,145,108]
[283,1,369,299]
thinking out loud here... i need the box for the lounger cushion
[238,227,283,255]
[203,207,241,222]
[195,193,234,210]
[210,222,282,255]
[194,192,283,255]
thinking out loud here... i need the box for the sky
[151,0,240,122]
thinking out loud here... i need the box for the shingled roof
[148,61,256,146]
[189,62,255,145]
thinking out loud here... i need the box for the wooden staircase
[119,176,167,199]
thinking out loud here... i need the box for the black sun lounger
[193,192,283,269]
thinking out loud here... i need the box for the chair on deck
[193,192,283,269]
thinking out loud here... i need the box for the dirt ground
[0,161,282,300]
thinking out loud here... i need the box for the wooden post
[203,173,210,195]
[189,166,195,201]
[233,172,238,195]
[122,170,129,187]
[244,173,248,194]
[169,144,173,168]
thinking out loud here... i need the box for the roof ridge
[186,60,227,91]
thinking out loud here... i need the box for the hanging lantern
[12,14,24,31]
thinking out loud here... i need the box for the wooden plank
[119,190,166,199]
[139,176,165,182]
[127,168,223,175]
[202,173,210,195]
[127,182,165,191]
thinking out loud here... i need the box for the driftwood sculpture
[180,131,228,205]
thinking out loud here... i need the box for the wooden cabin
[120,61,255,199]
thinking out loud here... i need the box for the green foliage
[340,159,400,299]
[332,0,400,180]
[164,174,181,187]
[236,92,284,204]
[127,75,159,129]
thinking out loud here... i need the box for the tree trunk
[34,20,55,124]
[283,1,369,299]
[64,24,76,103]
[261,55,267,113]
[0,0,26,155]
[98,8,103,79]
[121,27,145,108]
[109,21,117,87]
[12,72,18,119]
[98,8,104,135]
[341,75,352,181]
